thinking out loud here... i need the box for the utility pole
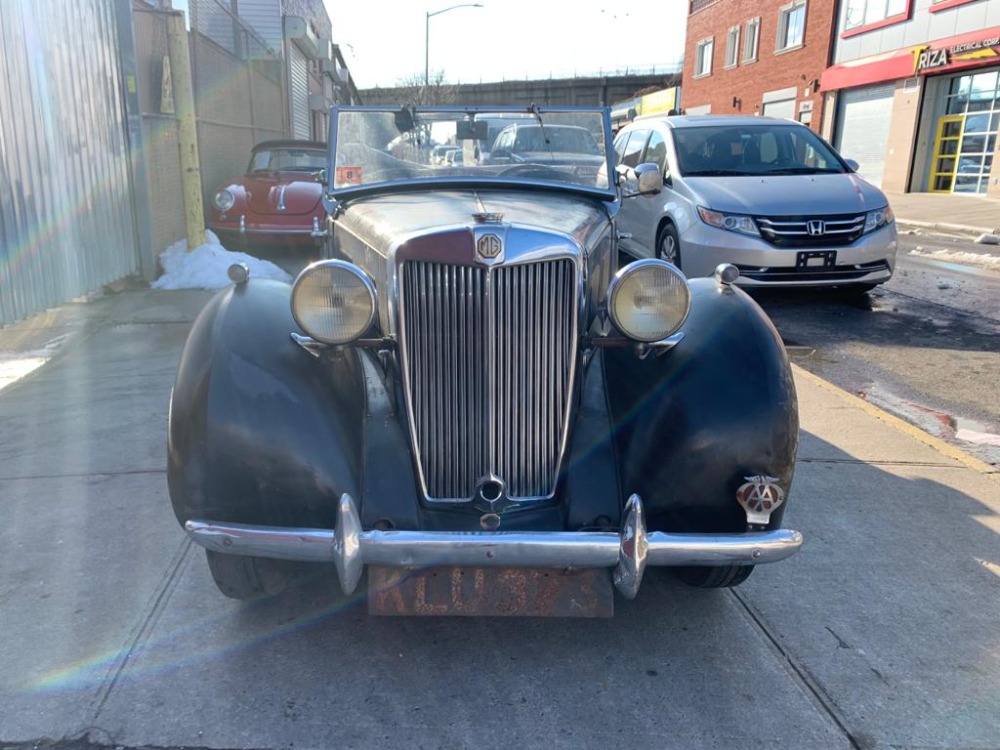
[167,11,205,250]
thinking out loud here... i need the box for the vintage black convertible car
[167,105,802,617]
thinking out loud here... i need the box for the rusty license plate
[368,566,614,618]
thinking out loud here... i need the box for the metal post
[166,11,205,251]
[424,4,484,90]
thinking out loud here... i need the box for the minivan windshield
[672,124,847,177]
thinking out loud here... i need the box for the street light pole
[425,3,484,88]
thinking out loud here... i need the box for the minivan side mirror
[634,163,662,195]
[844,158,859,172]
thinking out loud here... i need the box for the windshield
[249,147,326,173]
[672,124,847,177]
[330,106,613,196]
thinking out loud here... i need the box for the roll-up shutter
[762,98,795,120]
[289,43,310,139]
[834,83,895,187]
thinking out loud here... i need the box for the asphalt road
[752,229,1000,468]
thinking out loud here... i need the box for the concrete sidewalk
[886,190,1000,237]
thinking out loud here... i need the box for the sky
[323,0,687,90]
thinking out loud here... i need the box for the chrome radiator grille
[399,259,578,501]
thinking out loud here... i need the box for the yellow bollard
[166,11,205,251]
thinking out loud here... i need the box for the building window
[725,25,741,68]
[695,37,714,77]
[743,17,761,62]
[776,1,806,52]
[928,0,978,12]
[843,0,910,34]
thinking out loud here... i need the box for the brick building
[681,0,838,131]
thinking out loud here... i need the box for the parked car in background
[168,105,802,617]
[489,123,606,171]
[614,115,898,292]
[207,140,328,251]
[444,148,464,166]
[430,144,454,165]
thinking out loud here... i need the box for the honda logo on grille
[806,220,826,236]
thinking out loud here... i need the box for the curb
[791,364,999,481]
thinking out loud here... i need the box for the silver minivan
[614,115,898,291]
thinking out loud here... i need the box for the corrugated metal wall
[0,0,138,326]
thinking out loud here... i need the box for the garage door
[834,82,895,187]
[762,98,795,120]
[289,43,310,139]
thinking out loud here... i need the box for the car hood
[338,189,607,252]
[241,172,323,216]
[683,173,888,216]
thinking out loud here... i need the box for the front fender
[603,278,798,532]
[167,279,364,530]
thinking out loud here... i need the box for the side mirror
[844,158,859,172]
[635,163,662,195]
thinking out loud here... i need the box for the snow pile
[908,247,1000,271]
[0,335,69,392]
[151,231,292,290]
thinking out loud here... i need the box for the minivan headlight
[291,261,377,345]
[863,205,894,234]
[697,206,760,237]
[607,259,690,342]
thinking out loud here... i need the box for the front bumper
[681,221,898,287]
[209,215,327,246]
[185,494,803,599]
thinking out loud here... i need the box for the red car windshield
[250,148,326,172]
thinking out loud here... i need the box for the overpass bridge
[359,71,681,110]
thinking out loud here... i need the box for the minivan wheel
[656,223,681,268]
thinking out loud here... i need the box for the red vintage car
[207,140,328,251]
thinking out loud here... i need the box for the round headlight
[291,261,377,345]
[607,259,690,342]
[213,189,235,212]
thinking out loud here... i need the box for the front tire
[674,564,754,588]
[656,223,681,269]
[205,550,295,600]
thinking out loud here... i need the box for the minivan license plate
[797,250,837,269]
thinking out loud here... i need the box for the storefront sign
[913,35,1000,74]
[821,25,1000,92]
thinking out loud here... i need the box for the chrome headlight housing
[607,259,691,342]
[697,206,760,237]
[213,189,236,212]
[863,205,894,234]
[291,261,377,345]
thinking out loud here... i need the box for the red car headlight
[213,189,236,212]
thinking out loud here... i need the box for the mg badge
[806,220,825,236]
[736,475,786,526]
[477,233,502,259]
